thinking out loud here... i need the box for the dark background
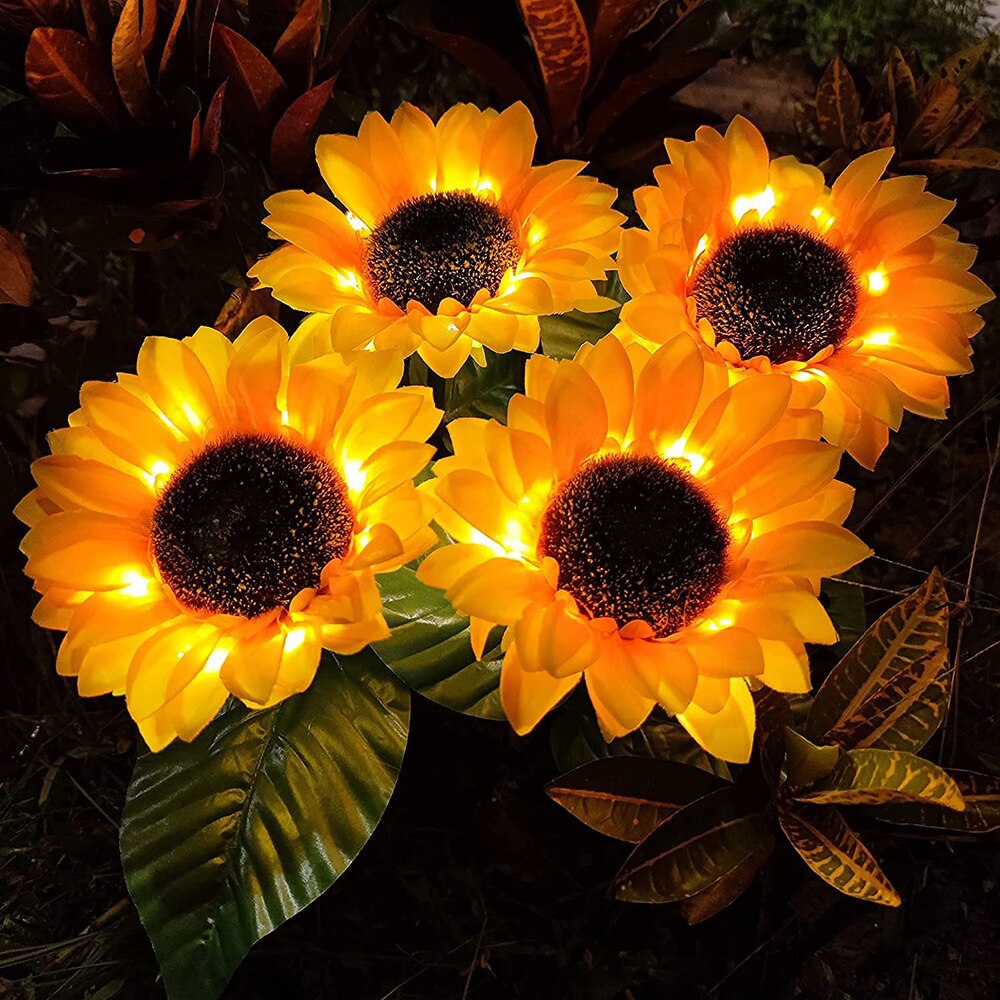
[2,2,1000,997]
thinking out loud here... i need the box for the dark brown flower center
[690,223,860,364]
[364,190,520,311]
[151,434,353,618]
[537,453,730,636]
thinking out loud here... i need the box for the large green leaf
[550,693,730,778]
[615,787,773,903]
[539,304,620,360]
[374,566,504,720]
[120,650,409,1000]
[874,769,1000,835]
[784,728,841,789]
[678,848,768,925]
[779,802,900,906]
[793,748,965,811]
[808,570,948,742]
[546,756,723,842]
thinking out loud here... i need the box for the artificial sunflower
[616,116,993,468]
[17,318,440,750]
[418,334,871,762]
[248,101,624,378]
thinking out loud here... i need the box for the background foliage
[2,1,1000,998]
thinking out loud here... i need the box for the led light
[476,178,494,194]
[346,211,368,233]
[732,187,776,223]
[336,270,361,292]
[121,570,151,598]
[143,460,172,489]
[343,458,367,495]
[694,234,709,259]
[283,629,307,654]
[867,268,889,295]
[866,328,893,347]
[204,646,230,675]
[662,438,706,476]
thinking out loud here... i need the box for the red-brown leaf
[111,0,155,121]
[201,79,226,155]
[270,75,334,182]
[158,0,189,83]
[25,27,129,135]
[273,0,321,86]
[518,0,591,140]
[0,227,33,307]
[212,23,287,128]
[589,0,666,66]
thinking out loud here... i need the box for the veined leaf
[539,306,618,359]
[875,769,1000,835]
[939,41,987,86]
[903,78,960,152]
[374,566,504,720]
[794,748,965,811]
[0,227,33,306]
[859,111,895,150]
[807,569,948,742]
[816,56,860,150]
[826,647,952,753]
[270,76,335,182]
[212,23,286,125]
[899,147,1000,171]
[785,728,841,788]
[546,756,723,842]
[518,0,591,140]
[25,27,129,135]
[779,803,901,906]
[678,848,766,924]
[550,693,729,777]
[121,650,408,1000]
[616,787,773,903]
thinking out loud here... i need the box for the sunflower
[16,318,440,751]
[248,102,624,378]
[616,116,993,468]
[417,334,870,762]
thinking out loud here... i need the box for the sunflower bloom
[17,318,440,750]
[418,334,870,762]
[249,102,624,378]
[616,116,993,468]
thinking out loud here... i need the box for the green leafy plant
[394,0,738,159]
[805,45,1000,174]
[548,570,1000,921]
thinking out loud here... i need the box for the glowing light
[662,438,706,476]
[143,460,172,489]
[336,270,361,292]
[343,458,367,495]
[476,178,494,194]
[181,402,202,429]
[810,206,835,232]
[867,268,889,295]
[866,328,893,347]
[280,408,290,426]
[429,177,438,192]
[528,225,544,246]
[792,371,814,383]
[705,616,735,632]
[204,646,229,675]
[346,212,368,233]
[283,629,307,654]
[501,517,531,557]
[121,570,151,599]
[732,186,776,223]
[694,234,709,259]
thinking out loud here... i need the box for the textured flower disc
[364,191,521,311]
[690,224,860,364]
[151,434,354,618]
[537,453,730,636]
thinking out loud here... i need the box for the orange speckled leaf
[518,0,590,140]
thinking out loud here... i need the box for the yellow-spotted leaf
[826,647,953,753]
[779,803,900,906]
[816,55,860,150]
[794,748,965,811]
[615,787,774,903]
[517,0,591,140]
[808,570,948,742]
[785,729,841,789]
[546,756,724,843]
[875,770,1000,835]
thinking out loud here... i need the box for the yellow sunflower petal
[501,642,580,736]
[678,678,755,764]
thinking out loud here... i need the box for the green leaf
[615,787,773,903]
[938,41,988,86]
[546,756,723,842]
[821,573,867,659]
[784,729,841,788]
[374,566,504,720]
[825,647,953,754]
[441,350,524,422]
[550,693,730,778]
[816,55,860,150]
[873,769,1000,835]
[779,803,900,906]
[887,46,920,135]
[120,650,408,1000]
[539,306,619,360]
[808,569,948,742]
[793,748,965,811]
